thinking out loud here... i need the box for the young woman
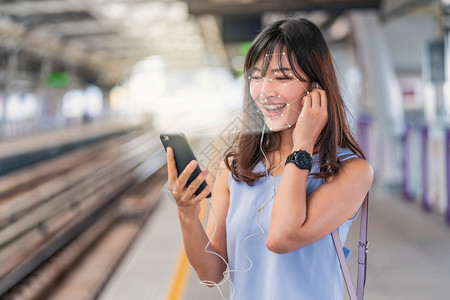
[166,18,373,299]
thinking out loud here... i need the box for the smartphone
[160,132,211,198]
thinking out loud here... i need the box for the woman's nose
[259,77,278,97]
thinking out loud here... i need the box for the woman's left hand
[292,88,328,152]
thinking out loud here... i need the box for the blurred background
[0,0,449,299]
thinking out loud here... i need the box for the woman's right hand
[166,147,211,217]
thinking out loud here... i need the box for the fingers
[192,184,212,204]
[299,88,328,125]
[316,89,327,108]
[175,168,211,207]
[166,147,178,183]
[185,168,209,196]
[177,160,198,191]
[301,94,311,111]
[301,86,324,109]
[166,147,199,195]
[165,147,211,209]
[315,89,328,122]
[178,184,211,208]
[310,90,321,109]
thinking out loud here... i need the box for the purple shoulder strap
[331,153,369,300]
[332,193,369,300]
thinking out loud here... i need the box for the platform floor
[99,183,450,300]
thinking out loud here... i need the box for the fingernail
[190,160,197,167]
[204,168,209,176]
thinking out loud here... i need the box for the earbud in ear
[315,82,319,89]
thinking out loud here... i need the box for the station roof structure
[1,0,418,86]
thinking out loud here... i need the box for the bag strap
[331,229,357,300]
[332,192,369,300]
[331,152,370,300]
[357,192,369,299]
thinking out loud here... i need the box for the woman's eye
[250,76,262,80]
[275,77,291,81]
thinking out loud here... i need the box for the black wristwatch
[285,150,313,171]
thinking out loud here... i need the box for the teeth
[264,104,285,110]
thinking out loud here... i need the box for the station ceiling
[0,0,384,85]
[185,0,380,15]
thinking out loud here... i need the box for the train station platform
[99,182,450,300]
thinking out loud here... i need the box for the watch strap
[285,151,297,165]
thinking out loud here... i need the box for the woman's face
[249,51,314,131]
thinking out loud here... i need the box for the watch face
[294,150,313,169]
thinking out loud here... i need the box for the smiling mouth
[261,103,287,117]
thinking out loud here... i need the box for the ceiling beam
[0,17,123,82]
[63,32,118,39]
[184,0,380,15]
[380,0,436,21]
[0,1,92,16]
[38,21,120,40]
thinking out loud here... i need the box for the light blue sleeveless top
[226,148,360,300]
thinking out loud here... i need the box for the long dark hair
[224,18,365,185]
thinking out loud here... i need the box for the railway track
[0,128,182,299]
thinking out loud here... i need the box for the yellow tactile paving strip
[165,200,209,300]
